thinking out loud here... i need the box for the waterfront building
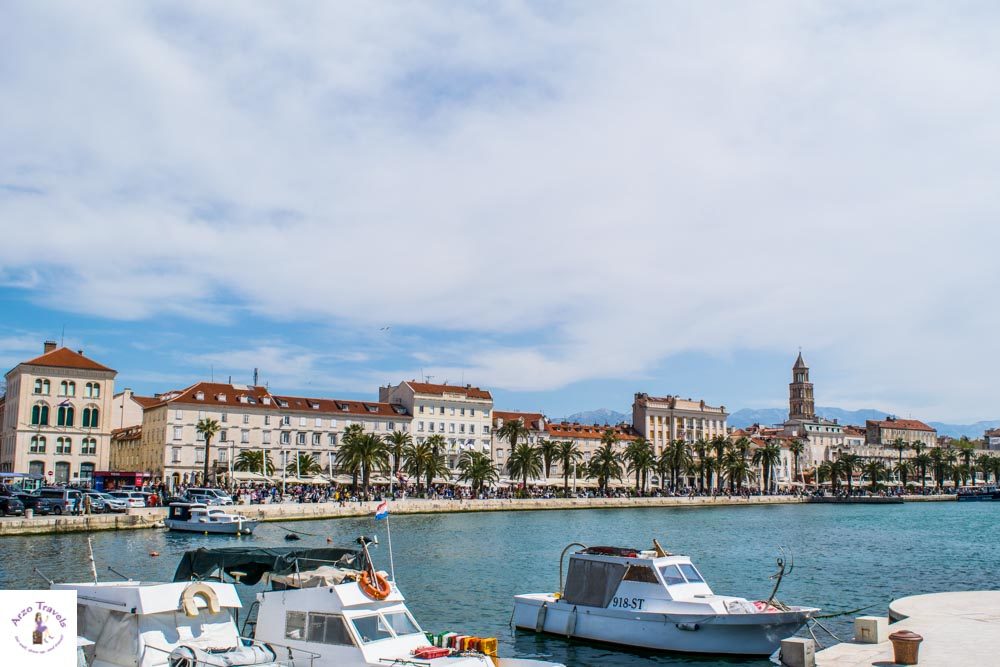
[781,352,845,469]
[865,417,937,448]
[139,382,411,489]
[492,410,547,469]
[379,381,492,468]
[544,421,636,480]
[985,428,1000,451]
[0,341,116,484]
[631,393,728,454]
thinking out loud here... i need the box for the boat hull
[164,519,258,535]
[512,595,815,656]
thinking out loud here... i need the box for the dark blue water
[1,502,996,666]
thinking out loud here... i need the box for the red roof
[21,347,115,373]
[867,418,935,433]
[132,396,159,408]
[493,410,545,430]
[405,381,492,400]
[545,422,637,441]
[149,382,277,410]
[271,395,410,419]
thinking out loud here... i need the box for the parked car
[186,488,234,505]
[0,493,24,516]
[107,491,145,508]
[36,487,84,514]
[93,492,129,513]
[14,493,63,515]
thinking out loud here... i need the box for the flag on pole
[374,501,389,521]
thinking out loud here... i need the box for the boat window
[285,611,307,640]
[383,611,421,636]
[678,564,704,583]
[658,564,686,586]
[351,614,395,643]
[307,613,354,645]
[623,565,660,583]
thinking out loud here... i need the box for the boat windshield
[678,564,704,582]
[351,614,395,643]
[383,611,421,636]
[658,564,686,585]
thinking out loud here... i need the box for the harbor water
[1,501,997,666]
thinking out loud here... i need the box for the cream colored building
[139,382,411,489]
[865,418,937,448]
[0,342,116,485]
[631,393,728,454]
[492,410,547,468]
[379,381,493,468]
[543,422,637,481]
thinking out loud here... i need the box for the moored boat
[512,541,819,656]
[956,485,1000,502]
[164,502,258,535]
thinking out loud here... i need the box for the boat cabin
[167,502,208,522]
[561,546,756,615]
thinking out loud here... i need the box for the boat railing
[145,637,322,666]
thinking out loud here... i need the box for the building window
[195,448,205,464]
[175,409,183,419]
[312,433,321,446]
[173,426,183,441]
[56,437,71,454]
[59,381,76,396]
[439,422,445,432]
[281,416,291,426]
[297,432,306,445]
[82,407,100,428]
[328,433,337,445]
[470,409,476,417]
[220,429,228,443]
[263,431,272,444]
[171,447,181,463]
[299,417,307,427]
[79,463,95,480]
[439,407,445,415]
[31,403,50,426]
[449,423,456,433]
[280,432,290,445]
[243,414,250,424]
[82,438,97,455]
[34,379,50,395]
[28,460,45,476]
[264,415,271,425]
[84,382,100,398]
[419,405,425,413]
[482,425,490,435]
[54,462,70,484]
[428,423,434,432]
[30,436,46,453]
[221,412,228,423]
[241,429,250,444]
[57,405,75,427]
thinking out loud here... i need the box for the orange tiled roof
[271,395,410,419]
[406,381,492,400]
[493,410,545,430]
[868,418,935,432]
[132,395,159,408]
[545,422,637,441]
[21,347,115,373]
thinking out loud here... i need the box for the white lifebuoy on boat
[180,582,222,617]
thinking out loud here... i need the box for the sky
[1,2,999,422]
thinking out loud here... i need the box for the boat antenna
[87,537,98,584]
[32,567,53,586]
[107,566,133,581]
[558,543,588,594]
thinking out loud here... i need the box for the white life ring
[180,582,222,617]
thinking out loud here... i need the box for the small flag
[374,501,389,521]
[58,399,71,407]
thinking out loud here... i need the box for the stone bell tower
[789,351,815,421]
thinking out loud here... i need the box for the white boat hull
[165,518,258,535]
[513,594,816,656]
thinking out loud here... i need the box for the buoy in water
[149,551,160,557]
[326,537,333,543]
[284,533,301,541]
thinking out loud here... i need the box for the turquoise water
[1,502,997,666]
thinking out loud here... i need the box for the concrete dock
[814,591,1000,666]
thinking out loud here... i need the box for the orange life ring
[358,570,391,600]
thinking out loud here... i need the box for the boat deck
[815,591,1000,666]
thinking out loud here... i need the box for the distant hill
[554,408,630,425]
[927,420,1000,439]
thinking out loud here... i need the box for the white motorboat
[165,502,258,535]
[55,579,316,667]
[173,539,564,667]
[512,541,819,656]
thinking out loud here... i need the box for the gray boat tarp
[561,558,628,608]
[173,546,365,586]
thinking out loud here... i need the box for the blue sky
[2,2,1000,422]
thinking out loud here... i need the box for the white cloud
[2,2,1000,419]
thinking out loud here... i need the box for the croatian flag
[374,501,389,521]
[57,399,71,407]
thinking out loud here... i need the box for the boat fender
[676,622,700,632]
[535,602,548,633]
[358,570,392,600]
[565,606,578,638]
[180,583,221,617]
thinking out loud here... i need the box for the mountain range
[556,407,999,440]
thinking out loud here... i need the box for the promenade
[0,493,955,536]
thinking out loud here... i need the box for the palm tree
[497,419,530,457]
[838,453,861,494]
[555,440,582,496]
[894,460,913,489]
[539,439,560,480]
[945,447,960,489]
[624,438,655,492]
[862,459,885,491]
[196,418,222,485]
[977,454,996,485]
[890,439,909,482]
[402,441,448,493]
[702,455,717,492]
[457,451,499,495]
[788,439,805,484]
[723,446,752,492]
[424,434,449,491]
[817,460,835,488]
[385,430,412,479]
[336,432,389,499]
[711,435,728,492]
[340,424,365,490]
[956,438,976,484]
[234,449,274,475]
[913,452,932,492]
[587,443,623,494]
[692,439,710,491]
[505,442,542,492]
[665,439,693,490]
[286,452,323,476]
[752,442,782,493]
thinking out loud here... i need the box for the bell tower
[789,350,815,421]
